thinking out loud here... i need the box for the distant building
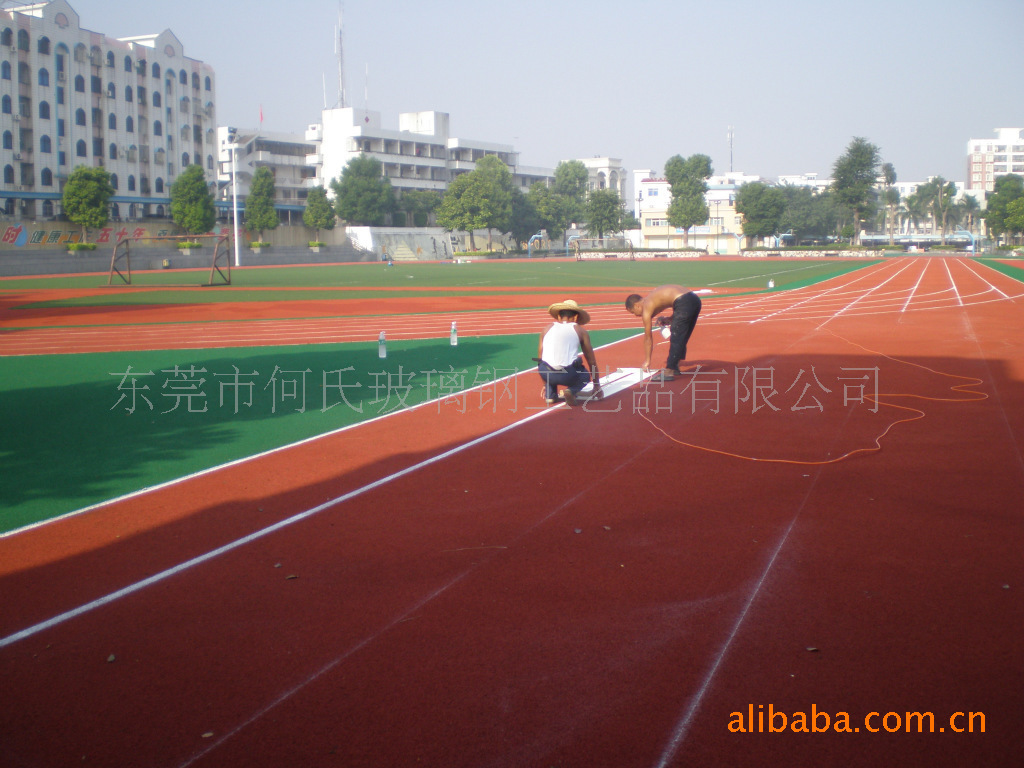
[216,127,316,223]
[777,172,831,193]
[0,0,217,221]
[632,170,757,254]
[308,107,555,196]
[966,128,1024,194]
[579,157,627,199]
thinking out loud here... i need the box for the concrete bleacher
[0,239,377,277]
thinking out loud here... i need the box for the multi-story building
[308,106,555,196]
[1,0,216,221]
[633,169,759,253]
[216,126,316,223]
[579,157,627,199]
[966,127,1024,194]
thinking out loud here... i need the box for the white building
[216,126,315,222]
[966,127,1024,194]
[309,107,555,196]
[579,157,627,199]
[0,0,217,221]
[632,169,760,254]
[777,172,831,193]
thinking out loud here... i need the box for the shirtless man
[624,284,702,381]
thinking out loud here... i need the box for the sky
[39,0,1024,188]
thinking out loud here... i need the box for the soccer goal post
[107,233,232,286]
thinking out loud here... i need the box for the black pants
[538,359,590,400]
[665,292,702,370]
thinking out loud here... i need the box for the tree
[664,153,712,247]
[881,162,899,245]
[899,191,928,237]
[437,174,485,250]
[302,186,335,241]
[62,165,113,243]
[957,194,982,237]
[527,182,569,244]
[169,164,216,236]
[397,189,441,227]
[245,166,280,242]
[583,189,623,240]
[983,174,1024,243]
[1004,197,1024,243]
[620,207,640,230]
[471,155,514,249]
[917,176,957,244]
[435,155,512,251]
[330,155,395,227]
[508,187,543,249]
[778,185,833,243]
[735,182,786,241]
[552,160,589,229]
[830,137,880,245]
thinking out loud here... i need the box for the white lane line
[174,570,476,768]
[815,258,918,329]
[901,258,929,313]
[0,336,645,645]
[749,259,908,324]
[942,258,964,307]
[0,403,557,650]
[653,513,800,768]
[172,427,662,767]
[956,258,1012,299]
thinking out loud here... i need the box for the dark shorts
[665,291,702,370]
[538,359,590,400]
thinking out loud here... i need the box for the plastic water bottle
[378,330,386,358]
[450,321,458,346]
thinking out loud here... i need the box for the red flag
[259,104,264,127]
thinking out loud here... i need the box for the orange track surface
[2,258,1023,767]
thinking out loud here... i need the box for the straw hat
[548,299,590,325]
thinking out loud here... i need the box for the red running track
[1,258,1023,767]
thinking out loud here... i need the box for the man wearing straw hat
[536,299,602,406]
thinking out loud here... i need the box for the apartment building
[0,0,216,221]
[966,127,1024,194]
[216,126,316,221]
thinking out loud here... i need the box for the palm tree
[899,192,927,236]
[915,177,958,243]
[959,194,982,235]
[881,163,899,246]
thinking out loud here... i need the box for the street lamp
[227,127,240,267]
[712,199,721,254]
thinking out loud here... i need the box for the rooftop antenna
[335,4,347,108]
[727,125,734,173]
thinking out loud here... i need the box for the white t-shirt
[541,322,581,367]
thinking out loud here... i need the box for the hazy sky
[52,0,1024,186]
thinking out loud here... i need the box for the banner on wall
[0,223,230,249]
